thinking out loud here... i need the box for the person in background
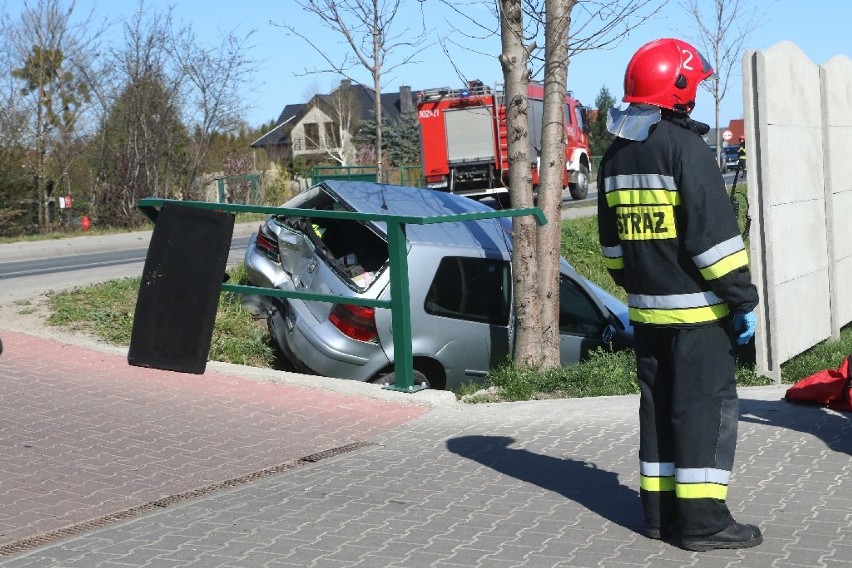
[597,37,762,552]
[738,136,747,171]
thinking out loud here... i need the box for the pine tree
[356,109,421,167]
[589,86,617,159]
[384,109,421,166]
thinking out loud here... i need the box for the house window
[304,123,320,149]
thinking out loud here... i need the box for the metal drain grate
[0,441,373,557]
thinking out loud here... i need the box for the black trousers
[635,323,739,536]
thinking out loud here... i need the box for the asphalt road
[0,225,258,305]
[0,236,252,281]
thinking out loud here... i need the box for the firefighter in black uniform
[738,136,747,172]
[597,38,762,551]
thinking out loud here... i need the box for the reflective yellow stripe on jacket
[692,235,750,280]
[628,291,731,325]
[601,244,624,270]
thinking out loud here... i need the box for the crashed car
[244,180,633,391]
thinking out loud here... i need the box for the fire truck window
[574,106,585,131]
[528,99,543,154]
[425,257,510,326]
[559,275,604,336]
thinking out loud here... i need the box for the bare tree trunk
[35,90,47,231]
[537,0,575,369]
[372,1,384,182]
[500,0,541,368]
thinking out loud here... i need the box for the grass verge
[47,263,276,369]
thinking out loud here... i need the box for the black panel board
[128,203,235,374]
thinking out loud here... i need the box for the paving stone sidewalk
[0,331,427,558]
[0,330,850,567]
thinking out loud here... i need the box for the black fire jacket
[597,113,758,327]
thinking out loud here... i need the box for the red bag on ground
[785,356,852,412]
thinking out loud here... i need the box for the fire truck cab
[417,80,592,204]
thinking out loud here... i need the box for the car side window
[559,275,605,336]
[425,257,510,326]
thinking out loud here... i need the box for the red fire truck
[416,80,592,205]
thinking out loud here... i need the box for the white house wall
[291,105,352,160]
[744,41,852,380]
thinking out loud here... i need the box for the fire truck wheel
[569,163,590,200]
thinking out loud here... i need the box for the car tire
[373,369,431,389]
[569,163,590,200]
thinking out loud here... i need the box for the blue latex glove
[733,311,756,345]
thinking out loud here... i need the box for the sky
[6,0,851,130]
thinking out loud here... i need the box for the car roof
[320,180,512,254]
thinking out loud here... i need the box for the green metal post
[382,220,424,392]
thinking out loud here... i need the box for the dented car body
[244,181,633,391]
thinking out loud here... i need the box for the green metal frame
[217,173,263,203]
[137,196,546,393]
[310,165,378,183]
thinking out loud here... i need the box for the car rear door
[377,251,512,387]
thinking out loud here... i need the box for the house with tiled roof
[251,79,416,167]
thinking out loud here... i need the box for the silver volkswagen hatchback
[244,181,632,391]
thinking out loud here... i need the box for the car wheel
[373,369,431,389]
[569,163,590,200]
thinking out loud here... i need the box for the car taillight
[255,224,280,262]
[329,303,378,342]
[425,174,446,183]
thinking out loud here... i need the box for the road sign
[722,130,733,141]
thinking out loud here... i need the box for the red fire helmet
[623,38,714,113]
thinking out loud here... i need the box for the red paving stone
[0,330,428,546]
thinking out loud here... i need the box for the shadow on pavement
[446,435,644,534]
[740,398,852,456]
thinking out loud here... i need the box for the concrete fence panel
[822,55,852,333]
[744,41,852,381]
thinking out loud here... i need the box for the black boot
[646,525,676,540]
[681,522,763,551]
